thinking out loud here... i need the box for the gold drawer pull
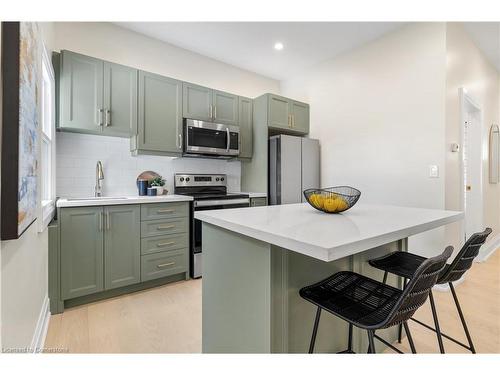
[157,225,175,230]
[157,262,175,269]
[157,209,174,213]
[157,241,175,247]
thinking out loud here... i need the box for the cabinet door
[290,100,309,134]
[182,82,213,122]
[138,71,183,154]
[213,90,239,125]
[104,205,141,290]
[268,94,291,130]
[60,207,104,299]
[238,96,253,158]
[103,61,137,137]
[59,50,104,133]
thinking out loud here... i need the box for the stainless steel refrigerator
[269,134,320,205]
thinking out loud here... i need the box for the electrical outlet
[429,165,439,178]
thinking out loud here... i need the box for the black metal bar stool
[299,246,453,354]
[368,228,492,354]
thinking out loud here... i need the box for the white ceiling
[115,22,500,80]
[462,22,500,72]
[115,22,404,80]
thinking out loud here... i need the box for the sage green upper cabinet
[263,94,310,135]
[132,71,183,156]
[290,100,309,134]
[268,94,291,131]
[183,83,239,126]
[104,205,141,290]
[238,96,253,159]
[59,50,104,133]
[58,50,137,137]
[102,61,137,137]
[213,90,239,125]
[60,206,104,300]
[183,82,213,122]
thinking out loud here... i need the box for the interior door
[463,110,483,238]
[59,50,103,132]
[103,61,137,137]
[104,205,141,290]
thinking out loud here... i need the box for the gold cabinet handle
[105,109,111,127]
[157,209,174,213]
[156,241,175,247]
[157,262,175,269]
[157,225,175,230]
[98,108,104,127]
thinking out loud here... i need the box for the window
[39,45,56,231]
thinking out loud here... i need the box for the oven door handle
[194,198,250,208]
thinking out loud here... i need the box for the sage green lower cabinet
[60,206,104,300]
[53,201,190,313]
[104,205,141,290]
[250,197,267,207]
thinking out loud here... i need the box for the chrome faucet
[95,161,104,197]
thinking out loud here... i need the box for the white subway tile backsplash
[56,132,241,198]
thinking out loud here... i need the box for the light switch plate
[429,165,439,178]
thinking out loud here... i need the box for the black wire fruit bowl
[303,186,361,214]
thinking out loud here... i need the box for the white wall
[444,23,500,253]
[281,23,448,256]
[56,133,242,197]
[1,22,55,350]
[53,22,280,98]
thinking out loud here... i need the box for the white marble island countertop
[57,194,193,208]
[195,203,463,262]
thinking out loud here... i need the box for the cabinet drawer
[141,233,189,255]
[141,217,188,238]
[141,202,188,221]
[250,197,267,207]
[141,250,187,282]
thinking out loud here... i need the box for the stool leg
[347,323,353,352]
[398,278,407,343]
[403,322,417,354]
[449,282,476,353]
[382,271,388,284]
[367,330,376,354]
[308,307,322,354]
[429,290,445,354]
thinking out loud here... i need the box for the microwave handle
[226,128,230,152]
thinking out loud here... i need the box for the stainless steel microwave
[184,119,240,158]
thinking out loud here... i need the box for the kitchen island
[195,203,463,353]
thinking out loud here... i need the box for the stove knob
[216,178,220,181]
[186,177,190,182]
[221,177,224,181]
[180,177,184,182]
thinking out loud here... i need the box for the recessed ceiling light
[274,42,284,51]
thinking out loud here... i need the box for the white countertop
[57,194,193,208]
[195,203,463,262]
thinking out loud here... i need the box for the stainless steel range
[174,173,250,278]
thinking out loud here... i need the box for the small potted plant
[150,176,166,195]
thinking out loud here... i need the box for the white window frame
[38,43,56,231]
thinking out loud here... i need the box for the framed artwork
[1,22,41,240]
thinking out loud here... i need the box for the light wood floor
[45,250,499,354]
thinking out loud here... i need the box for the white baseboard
[477,233,500,263]
[30,295,50,353]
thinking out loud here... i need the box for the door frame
[459,87,484,240]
